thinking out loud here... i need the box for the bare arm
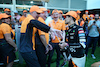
[40,35,48,48]
[62,30,65,42]
[4,34,17,50]
[88,24,93,30]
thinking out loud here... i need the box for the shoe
[91,54,96,59]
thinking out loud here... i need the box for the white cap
[14,10,18,13]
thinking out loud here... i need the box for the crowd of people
[0,5,100,67]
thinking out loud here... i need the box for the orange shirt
[76,15,80,21]
[80,20,85,27]
[0,23,11,39]
[49,19,65,43]
[38,17,49,44]
[82,14,89,21]
[19,15,26,23]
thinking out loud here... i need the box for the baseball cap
[23,10,27,13]
[4,8,11,12]
[14,10,18,13]
[52,9,59,14]
[85,10,89,13]
[29,5,43,13]
[58,10,63,14]
[90,14,94,17]
[40,8,50,13]
[0,13,9,20]
[63,11,77,19]
[77,10,81,13]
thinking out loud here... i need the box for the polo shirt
[49,19,65,43]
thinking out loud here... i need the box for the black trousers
[35,44,47,67]
[20,50,40,67]
[47,42,61,67]
[85,36,99,55]
[98,34,100,47]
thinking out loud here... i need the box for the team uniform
[48,19,65,67]
[19,15,26,23]
[82,14,89,21]
[0,23,16,64]
[65,24,86,67]
[35,17,49,67]
[20,14,50,67]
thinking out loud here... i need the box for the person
[35,8,53,67]
[0,13,17,67]
[1,13,15,40]
[82,10,89,21]
[58,10,64,20]
[45,14,53,25]
[4,8,15,28]
[85,14,100,59]
[20,5,62,67]
[98,16,100,47]
[4,8,11,15]
[14,10,21,23]
[89,14,94,23]
[47,9,65,67]
[60,11,86,67]
[19,10,27,23]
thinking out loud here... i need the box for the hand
[45,45,49,54]
[59,41,69,49]
[50,32,55,40]
[50,28,63,39]
[48,44,53,50]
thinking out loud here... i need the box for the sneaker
[91,54,96,59]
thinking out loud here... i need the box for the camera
[93,21,96,24]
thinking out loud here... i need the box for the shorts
[0,43,16,64]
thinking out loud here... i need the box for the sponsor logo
[78,30,84,34]
[79,34,85,37]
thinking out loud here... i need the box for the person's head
[23,10,27,17]
[52,9,59,19]
[39,8,49,20]
[76,10,81,15]
[99,16,100,21]
[4,8,11,15]
[29,5,43,19]
[14,10,18,16]
[58,10,63,18]
[63,11,77,25]
[0,13,10,24]
[90,14,94,20]
[95,14,99,21]
[85,10,88,15]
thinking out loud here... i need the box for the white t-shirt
[45,16,53,25]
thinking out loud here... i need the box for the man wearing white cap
[14,10,21,22]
